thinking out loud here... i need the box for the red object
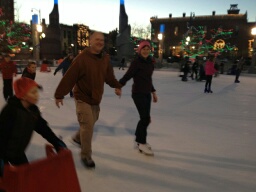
[0,145,81,192]
[13,77,38,99]
[40,64,51,72]
[0,60,17,79]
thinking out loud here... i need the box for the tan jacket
[54,48,122,105]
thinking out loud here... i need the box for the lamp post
[249,27,256,74]
[31,8,42,63]
[158,33,163,63]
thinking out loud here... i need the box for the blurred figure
[54,54,74,97]
[119,57,125,70]
[204,55,217,93]
[234,57,244,83]
[0,53,17,101]
[181,57,190,81]
[191,56,199,80]
[22,61,37,80]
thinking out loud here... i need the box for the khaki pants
[74,100,100,159]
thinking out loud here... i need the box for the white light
[37,25,42,33]
[71,44,74,47]
[185,42,189,45]
[186,36,190,42]
[173,46,176,49]
[192,46,195,49]
[251,27,256,36]
[41,33,46,38]
[158,33,163,40]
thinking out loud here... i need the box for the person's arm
[34,110,66,152]
[105,57,122,89]
[54,59,81,99]
[119,60,138,86]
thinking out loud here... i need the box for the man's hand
[152,92,158,103]
[115,88,122,98]
[53,71,57,76]
[55,99,63,108]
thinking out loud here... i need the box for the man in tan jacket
[54,31,122,168]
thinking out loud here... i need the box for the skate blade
[139,149,154,156]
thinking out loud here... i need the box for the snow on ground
[1,67,256,192]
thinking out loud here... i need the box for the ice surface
[1,68,256,192]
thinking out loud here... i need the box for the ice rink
[1,67,256,192]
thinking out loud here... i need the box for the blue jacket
[55,58,73,75]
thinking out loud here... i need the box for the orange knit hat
[13,77,38,99]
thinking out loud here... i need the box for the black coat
[119,55,156,94]
[0,97,65,162]
[22,67,36,80]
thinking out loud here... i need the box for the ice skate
[82,157,95,169]
[135,142,151,150]
[70,137,81,147]
[138,144,154,156]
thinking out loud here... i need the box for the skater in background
[0,77,66,172]
[234,56,244,83]
[22,61,37,80]
[22,61,43,90]
[119,57,125,70]
[54,53,74,97]
[118,40,158,156]
[54,53,74,76]
[204,55,217,93]
[181,56,190,81]
[54,31,122,168]
[0,53,17,101]
[191,56,199,80]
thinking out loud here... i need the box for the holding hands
[115,88,122,98]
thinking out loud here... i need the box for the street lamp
[158,33,163,63]
[248,27,256,73]
[31,8,42,63]
[31,8,41,24]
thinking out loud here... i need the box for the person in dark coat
[0,77,66,175]
[22,61,37,80]
[54,54,74,76]
[234,57,244,83]
[54,54,74,97]
[119,57,125,70]
[181,57,190,81]
[22,61,43,90]
[118,40,158,156]
[191,56,199,80]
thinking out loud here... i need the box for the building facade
[150,5,255,59]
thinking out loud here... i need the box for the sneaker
[71,138,81,147]
[82,157,95,168]
[235,80,240,83]
[138,144,154,156]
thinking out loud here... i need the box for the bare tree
[131,23,151,39]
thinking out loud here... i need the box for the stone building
[150,4,255,59]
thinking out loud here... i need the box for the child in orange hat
[0,77,66,173]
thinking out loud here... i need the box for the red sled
[0,144,81,192]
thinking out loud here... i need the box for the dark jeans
[3,79,13,101]
[132,93,151,144]
[205,75,213,90]
[235,69,241,81]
